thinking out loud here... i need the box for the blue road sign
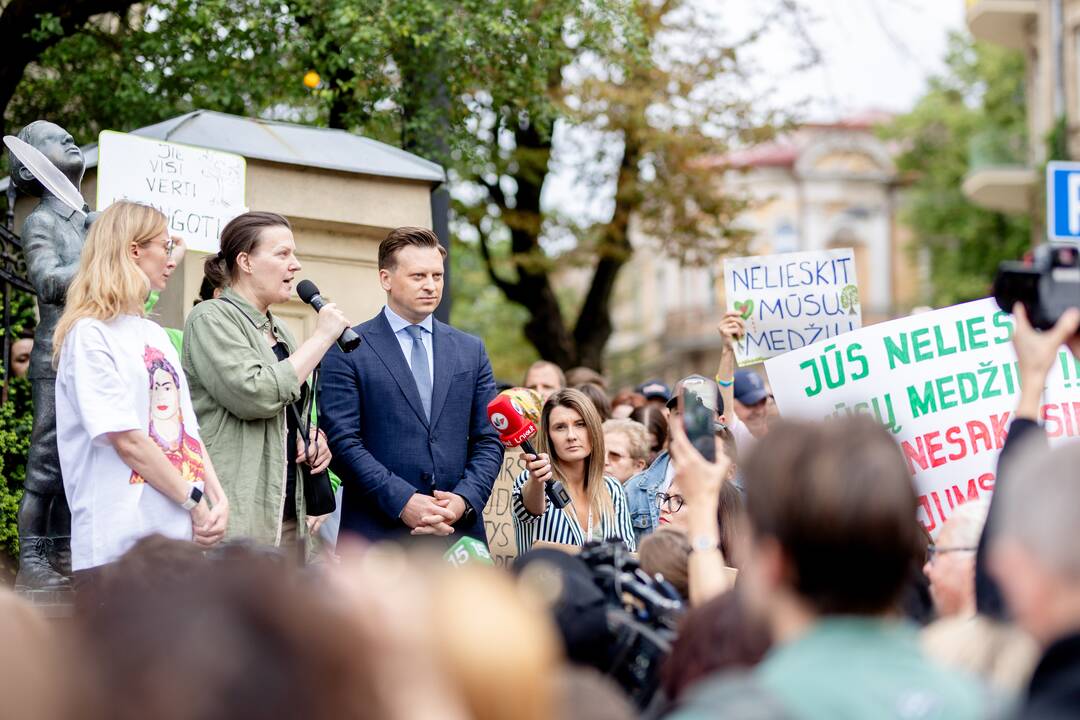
[1047,161,1080,242]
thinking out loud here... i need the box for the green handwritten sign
[724,248,861,366]
[764,298,1080,537]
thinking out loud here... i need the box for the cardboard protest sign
[483,450,526,567]
[764,298,1080,536]
[725,248,861,366]
[96,130,246,253]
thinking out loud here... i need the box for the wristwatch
[181,485,204,511]
[455,497,477,527]
[689,534,719,554]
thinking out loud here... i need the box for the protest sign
[483,450,525,567]
[96,130,246,253]
[724,248,861,366]
[764,298,1080,536]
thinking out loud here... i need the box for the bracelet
[716,375,734,387]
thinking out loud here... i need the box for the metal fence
[2,187,36,387]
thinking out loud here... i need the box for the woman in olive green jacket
[182,211,350,548]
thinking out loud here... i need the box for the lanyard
[218,296,318,460]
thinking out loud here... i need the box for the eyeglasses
[655,492,684,513]
[927,545,977,561]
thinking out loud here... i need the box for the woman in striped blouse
[512,388,636,553]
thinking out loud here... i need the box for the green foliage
[0,377,32,576]
[6,1,310,145]
[4,0,791,368]
[288,0,640,155]
[448,238,536,384]
[0,289,37,577]
[884,33,1031,307]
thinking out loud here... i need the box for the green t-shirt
[674,617,988,720]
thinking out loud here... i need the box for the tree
[452,2,785,369]
[4,1,798,371]
[884,33,1031,307]
[448,238,537,383]
[288,1,800,369]
[4,1,304,146]
[0,0,143,139]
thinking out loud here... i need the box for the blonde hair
[921,615,1038,693]
[601,418,650,463]
[52,202,167,365]
[538,388,613,520]
[434,566,561,720]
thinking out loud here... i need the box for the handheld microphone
[295,280,361,352]
[487,395,571,509]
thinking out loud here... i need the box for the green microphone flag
[444,536,494,567]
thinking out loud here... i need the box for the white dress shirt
[382,305,434,385]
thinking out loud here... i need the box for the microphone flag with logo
[487,394,539,454]
[444,536,494,566]
[486,394,570,509]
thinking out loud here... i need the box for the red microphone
[487,395,539,455]
[487,395,570,509]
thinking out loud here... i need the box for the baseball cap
[666,374,724,416]
[734,369,769,406]
[636,379,671,402]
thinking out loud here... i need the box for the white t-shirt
[56,315,206,571]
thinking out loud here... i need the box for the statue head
[10,121,85,197]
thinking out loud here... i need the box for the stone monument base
[15,588,74,619]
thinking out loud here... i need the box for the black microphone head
[295,279,320,304]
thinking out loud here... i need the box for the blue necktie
[404,325,432,421]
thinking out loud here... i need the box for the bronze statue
[9,121,92,589]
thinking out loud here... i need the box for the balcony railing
[962,128,1036,214]
[968,128,1029,170]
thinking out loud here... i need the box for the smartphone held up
[677,375,718,463]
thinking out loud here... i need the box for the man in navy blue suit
[319,227,503,541]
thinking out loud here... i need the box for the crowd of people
[3,200,1080,719]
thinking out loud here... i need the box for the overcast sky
[543,0,966,222]
[747,0,966,119]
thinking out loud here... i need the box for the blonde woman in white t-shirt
[53,201,229,589]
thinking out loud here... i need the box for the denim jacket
[624,450,670,545]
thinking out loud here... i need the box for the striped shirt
[512,471,637,553]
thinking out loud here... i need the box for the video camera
[993,243,1080,330]
[514,540,683,712]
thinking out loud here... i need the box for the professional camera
[513,540,684,713]
[993,243,1080,330]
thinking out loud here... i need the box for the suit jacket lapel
[428,321,455,427]
[361,312,429,428]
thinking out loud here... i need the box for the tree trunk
[475,117,643,372]
[570,131,640,370]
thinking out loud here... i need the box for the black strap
[288,365,319,464]
[217,295,262,330]
[218,296,319,462]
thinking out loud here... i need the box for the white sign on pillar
[96,130,247,253]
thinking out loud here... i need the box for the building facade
[963,0,1080,221]
[605,114,921,387]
